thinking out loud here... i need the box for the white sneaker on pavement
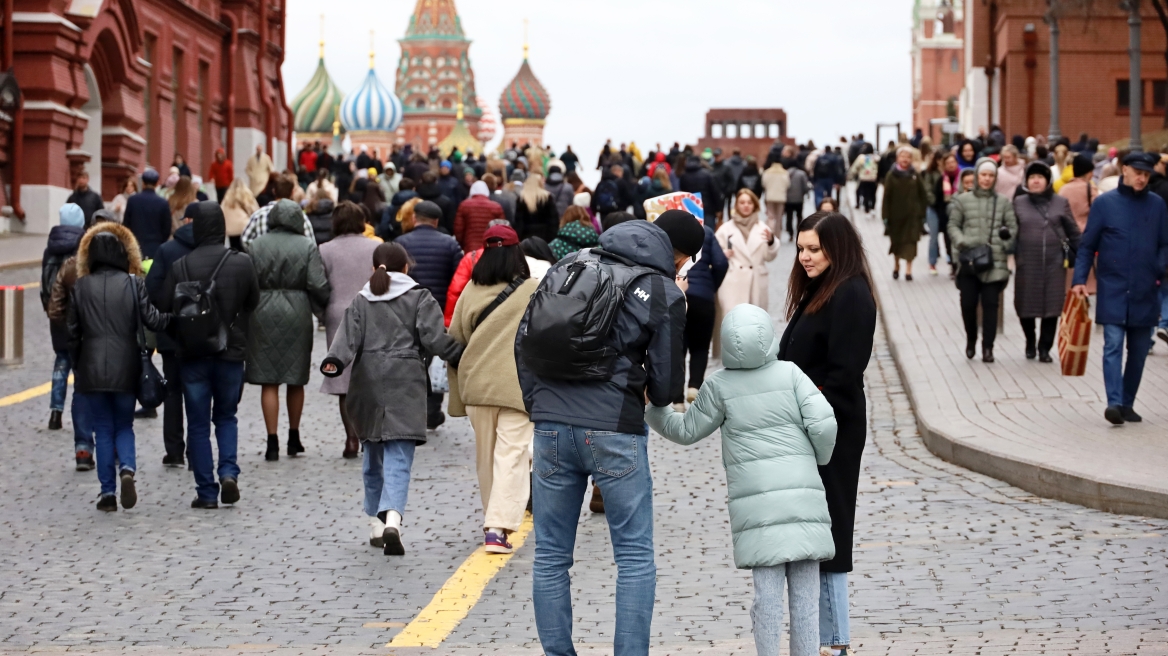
[1157,327,1168,345]
[369,516,385,548]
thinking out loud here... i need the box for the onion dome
[290,55,344,135]
[438,82,483,157]
[404,0,465,39]
[498,57,550,121]
[341,39,404,132]
[475,96,497,142]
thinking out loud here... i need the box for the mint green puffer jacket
[646,303,837,569]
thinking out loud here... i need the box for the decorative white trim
[11,12,82,32]
[22,100,89,121]
[137,57,152,69]
[0,110,11,122]
[102,126,147,145]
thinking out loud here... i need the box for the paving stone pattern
[0,224,1166,655]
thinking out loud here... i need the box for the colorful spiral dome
[290,56,344,134]
[498,58,550,121]
[341,68,403,132]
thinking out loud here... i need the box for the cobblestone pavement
[1,229,1167,655]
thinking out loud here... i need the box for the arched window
[416,99,426,109]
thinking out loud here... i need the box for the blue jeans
[813,179,834,207]
[531,421,655,656]
[752,560,820,656]
[1158,285,1168,330]
[55,351,95,453]
[181,358,244,502]
[926,207,941,266]
[362,439,417,517]
[51,350,70,411]
[83,391,136,497]
[820,572,850,648]
[1101,324,1153,408]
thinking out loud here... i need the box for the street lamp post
[1047,4,1061,141]
[1126,0,1144,152]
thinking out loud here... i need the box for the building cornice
[11,12,82,32]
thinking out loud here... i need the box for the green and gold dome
[290,38,345,140]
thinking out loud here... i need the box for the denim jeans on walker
[362,439,417,517]
[926,207,941,266]
[531,421,655,656]
[51,351,70,411]
[820,571,851,648]
[83,391,137,497]
[1101,324,1153,408]
[752,560,820,656]
[55,351,95,453]
[181,358,244,502]
[1158,284,1168,330]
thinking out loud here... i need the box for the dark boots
[265,435,279,461]
[287,429,305,456]
[48,410,62,430]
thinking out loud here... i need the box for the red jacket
[453,195,504,252]
[208,159,234,188]
[443,248,481,327]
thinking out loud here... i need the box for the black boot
[965,339,977,360]
[287,429,305,456]
[48,410,62,430]
[982,346,995,363]
[265,435,279,461]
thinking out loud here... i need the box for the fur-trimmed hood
[76,221,143,277]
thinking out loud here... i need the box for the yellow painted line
[388,512,534,648]
[0,375,72,407]
[21,282,40,289]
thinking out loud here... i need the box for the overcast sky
[282,0,915,164]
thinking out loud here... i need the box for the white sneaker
[685,387,698,403]
[369,516,385,548]
[1157,327,1168,345]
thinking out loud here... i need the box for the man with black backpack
[159,201,260,509]
[516,211,704,656]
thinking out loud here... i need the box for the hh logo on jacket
[633,287,650,302]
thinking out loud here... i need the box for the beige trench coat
[715,219,779,312]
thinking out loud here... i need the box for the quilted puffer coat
[646,303,838,569]
[245,200,331,385]
[947,158,1019,284]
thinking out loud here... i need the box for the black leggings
[956,274,1006,348]
[1020,317,1058,354]
[857,181,877,212]
[784,202,804,236]
[684,296,717,391]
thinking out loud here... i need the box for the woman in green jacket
[881,147,929,281]
[647,303,837,656]
[947,158,1018,362]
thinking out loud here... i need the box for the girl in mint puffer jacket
[646,303,837,656]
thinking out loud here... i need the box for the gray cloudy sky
[282,0,915,162]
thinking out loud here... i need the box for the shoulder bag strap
[207,250,233,286]
[474,276,526,330]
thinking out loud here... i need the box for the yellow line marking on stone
[21,282,40,289]
[387,512,533,648]
[0,375,72,407]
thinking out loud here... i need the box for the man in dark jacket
[436,160,461,207]
[66,172,105,226]
[160,201,260,508]
[41,203,88,458]
[1073,152,1168,425]
[517,216,700,656]
[379,177,418,240]
[559,145,579,174]
[679,156,722,220]
[145,202,199,467]
[680,221,728,399]
[416,171,457,233]
[396,200,463,428]
[122,169,172,258]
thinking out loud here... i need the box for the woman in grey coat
[321,243,463,557]
[1012,162,1081,362]
[245,199,331,460]
[318,202,380,459]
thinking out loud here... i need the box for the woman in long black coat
[778,212,877,654]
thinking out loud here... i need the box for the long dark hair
[368,242,412,295]
[785,212,874,320]
[471,244,529,286]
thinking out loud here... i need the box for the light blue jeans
[820,572,850,648]
[926,207,941,266]
[531,421,655,656]
[1101,324,1153,408]
[362,439,417,517]
[752,560,820,656]
[1158,285,1168,330]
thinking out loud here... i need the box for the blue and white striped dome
[341,68,403,132]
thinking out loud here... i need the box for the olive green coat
[882,167,929,260]
[947,158,1019,284]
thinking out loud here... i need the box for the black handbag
[958,196,998,274]
[132,279,167,409]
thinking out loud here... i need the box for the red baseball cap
[483,224,519,247]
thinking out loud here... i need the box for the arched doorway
[78,64,102,187]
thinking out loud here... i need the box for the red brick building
[960,0,1168,144]
[912,0,964,141]
[695,109,791,164]
[3,0,291,233]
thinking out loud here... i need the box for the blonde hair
[221,178,259,215]
[397,197,422,233]
[521,172,551,213]
[560,205,592,229]
[168,176,198,215]
[652,167,672,191]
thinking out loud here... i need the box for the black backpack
[814,154,836,180]
[172,250,233,357]
[595,179,621,214]
[518,248,661,381]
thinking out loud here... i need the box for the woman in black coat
[777,212,876,654]
[67,222,170,512]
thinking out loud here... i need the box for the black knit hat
[654,209,705,258]
[414,200,443,221]
[1071,154,1094,178]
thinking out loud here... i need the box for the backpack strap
[473,276,526,330]
[207,250,233,285]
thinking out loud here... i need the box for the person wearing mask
[244,200,331,460]
[673,211,727,405]
[66,172,104,225]
[679,156,723,227]
[305,188,337,246]
[995,145,1025,197]
[515,172,560,242]
[67,222,170,511]
[144,201,199,468]
[122,169,172,259]
[447,224,540,554]
[454,180,505,252]
[1072,152,1168,425]
[319,202,382,459]
[881,147,929,281]
[43,203,90,467]
[519,216,701,656]
[779,212,876,656]
[1012,161,1081,362]
[931,153,961,278]
[761,158,790,237]
[396,200,464,428]
[239,177,315,248]
[648,303,838,656]
[716,189,779,315]
[245,144,275,197]
[207,149,234,203]
[415,171,457,233]
[160,202,260,507]
[948,158,1019,362]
